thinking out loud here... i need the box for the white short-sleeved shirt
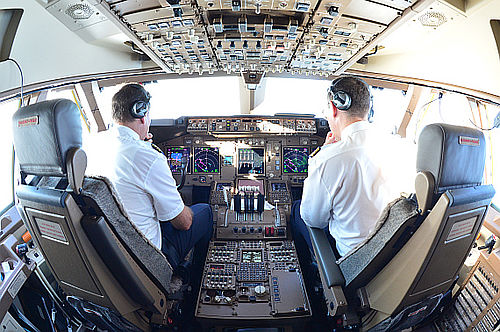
[85,125,184,250]
[300,121,415,256]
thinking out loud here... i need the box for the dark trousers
[290,200,339,271]
[160,203,213,270]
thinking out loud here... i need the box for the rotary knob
[254,285,266,296]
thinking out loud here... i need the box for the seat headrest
[417,123,485,194]
[12,99,82,176]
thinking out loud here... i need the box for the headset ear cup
[333,91,352,110]
[130,101,149,118]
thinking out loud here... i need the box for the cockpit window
[0,98,20,212]
[480,102,500,207]
[406,90,473,142]
[46,88,91,141]
[370,87,408,134]
[251,77,330,116]
[405,89,500,206]
[98,77,241,122]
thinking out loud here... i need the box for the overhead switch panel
[95,0,417,75]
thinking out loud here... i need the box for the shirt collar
[340,120,370,140]
[116,125,141,141]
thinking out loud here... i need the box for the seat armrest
[308,226,345,288]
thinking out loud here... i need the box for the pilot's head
[324,76,370,138]
[112,83,152,140]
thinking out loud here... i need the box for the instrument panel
[163,143,314,180]
[157,116,325,186]
[187,117,317,134]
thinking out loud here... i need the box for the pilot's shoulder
[132,142,169,169]
[312,141,354,165]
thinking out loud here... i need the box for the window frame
[0,99,18,214]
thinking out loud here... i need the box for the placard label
[36,218,68,244]
[446,217,476,242]
[17,116,39,127]
[459,136,480,146]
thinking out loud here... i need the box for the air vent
[65,3,94,20]
[419,11,447,28]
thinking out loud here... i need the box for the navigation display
[238,148,264,175]
[194,147,220,173]
[242,250,263,263]
[166,147,190,173]
[283,147,309,173]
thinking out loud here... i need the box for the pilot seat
[12,99,186,331]
[308,123,495,331]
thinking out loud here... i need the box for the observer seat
[308,123,495,330]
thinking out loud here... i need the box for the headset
[328,77,352,111]
[129,85,151,119]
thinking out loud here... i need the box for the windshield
[97,77,241,122]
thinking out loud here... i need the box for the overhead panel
[98,0,423,75]
[292,3,386,73]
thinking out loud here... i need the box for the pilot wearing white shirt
[85,84,213,272]
[291,76,413,265]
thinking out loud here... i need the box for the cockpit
[1,0,500,331]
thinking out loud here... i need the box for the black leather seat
[308,123,495,330]
[12,99,181,331]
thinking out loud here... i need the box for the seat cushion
[338,197,419,289]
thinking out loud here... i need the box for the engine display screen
[237,179,264,194]
[194,147,220,173]
[271,182,287,191]
[241,250,262,263]
[283,147,309,173]
[166,147,190,174]
[238,148,264,174]
[216,182,232,191]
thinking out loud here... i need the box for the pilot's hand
[145,132,153,142]
[324,131,339,145]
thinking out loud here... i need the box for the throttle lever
[478,234,497,254]
[177,155,189,190]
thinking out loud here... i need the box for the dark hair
[327,76,370,119]
[111,83,150,123]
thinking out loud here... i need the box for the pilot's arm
[168,207,192,231]
[145,155,193,230]
[300,153,339,229]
